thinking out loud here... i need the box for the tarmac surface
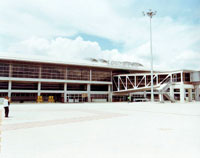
[1,102,200,158]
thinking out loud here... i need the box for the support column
[90,69,92,81]
[188,88,192,102]
[125,76,127,90]
[159,93,164,103]
[8,64,12,98]
[170,86,174,100]
[8,80,12,98]
[129,93,132,102]
[134,76,136,87]
[64,83,67,103]
[180,85,185,103]
[194,85,200,101]
[118,77,120,91]
[38,82,41,96]
[181,72,183,83]
[170,74,172,82]
[87,84,91,102]
[144,91,147,98]
[108,85,112,102]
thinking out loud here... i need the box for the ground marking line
[2,113,127,131]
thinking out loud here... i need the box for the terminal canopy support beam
[87,84,91,102]
[38,82,41,96]
[188,88,192,102]
[64,83,67,103]
[180,85,185,103]
[195,85,200,101]
[8,80,12,98]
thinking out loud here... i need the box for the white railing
[113,72,180,92]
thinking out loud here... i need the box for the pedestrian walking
[4,96,10,118]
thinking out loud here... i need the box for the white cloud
[3,36,147,68]
[0,0,199,71]
[4,37,121,63]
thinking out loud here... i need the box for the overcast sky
[0,0,200,70]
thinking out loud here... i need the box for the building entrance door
[66,94,87,103]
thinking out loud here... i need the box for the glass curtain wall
[92,70,111,81]
[67,68,90,80]
[41,65,65,80]
[12,64,39,78]
[0,63,9,77]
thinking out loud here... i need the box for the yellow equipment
[37,96,43,103]
[48,96,55,103]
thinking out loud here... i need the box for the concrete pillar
[188,88,192,102]
[144,91,147,98]
[134,76,136,87]
[129,93,132,102]
[181,72,183,83]
[180,85,185,103]
[194,85,200,101]
[87,84,91,102]
[125,76,127,90]
[65,68,68,80]
[170,86,174,100]
[159,93,164,103]
[118,77,120,91]
[108,85,112,102]
[8,80,12,98]
[38,82,41,96]
[64,83,67,103]
[7,64,12,107]
[90,69,92,81]
[170,74,172,82]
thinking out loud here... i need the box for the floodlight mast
[143,9,157,102]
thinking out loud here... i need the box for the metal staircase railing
[163,93,175,103]
[156,78,175,103]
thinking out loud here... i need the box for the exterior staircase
[163,93,175,103]
[156,79,175,103]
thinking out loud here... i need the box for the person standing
[4,96,9,118]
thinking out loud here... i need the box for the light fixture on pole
[143,9,157,102]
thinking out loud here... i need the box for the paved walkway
[1,102,200,158]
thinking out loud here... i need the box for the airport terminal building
[0,58,200,103]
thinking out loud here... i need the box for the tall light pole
[143,9,157,102]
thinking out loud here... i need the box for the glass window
[41,83,64,90]
[41,65,65,80]
[67,84,87,91]
[12,64,39,78]
[67,68,90,80]
[92,70,111,81]
[0,63,9,77]
[12,82,38,90]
